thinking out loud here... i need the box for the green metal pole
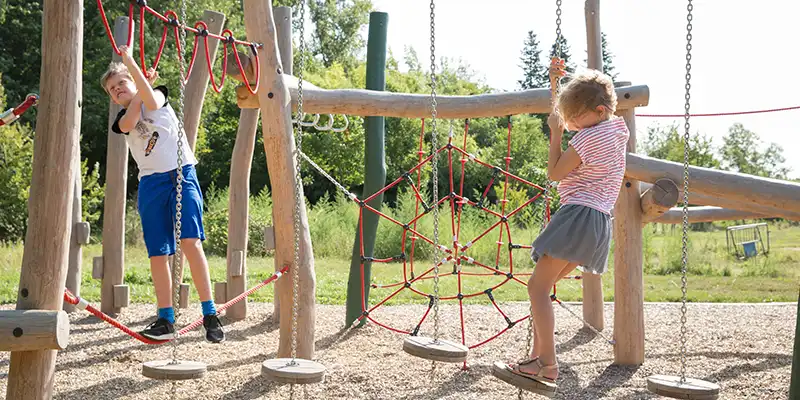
[790,288,799,400]
[345,12,388,327]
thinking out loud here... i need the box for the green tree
[601,32,618,80]
[308,0,372,72]
[518,31,548,90]
[721,123,789,179]
[641,124,721,169]
[0,0,42,126]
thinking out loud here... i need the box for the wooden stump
[0,310,70,351]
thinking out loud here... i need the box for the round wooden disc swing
[491,362,556,398]
[261,358,326,384]
[402,336,468,363]
[142,359,207,381]
[646,1,719,399]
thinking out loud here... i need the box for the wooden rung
[142,360,206,381]
[237,85,260,109]
[264,226,275,251]
[178,283,190,309]
[231,250,244,277]
[214,282,228,304]
[113,284,129,308]
[0,310,70,351]
[92,256,103,279]
[74,221,91,245]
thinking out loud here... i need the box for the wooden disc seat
[492,361,557,398]
[261,358,326,384]
[142,360,207,381]
[647,375,720,399]
[402,336,468,363]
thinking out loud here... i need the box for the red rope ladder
[63,267,287,345]
[345,117,581,350]
[95,0,261,94]
[0,94,39,127]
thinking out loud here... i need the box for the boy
[102,45,224,343]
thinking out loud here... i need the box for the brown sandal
[509,357,558,384]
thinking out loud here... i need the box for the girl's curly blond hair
[556,69,617,123]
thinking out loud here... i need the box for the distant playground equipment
[726,222,770,259]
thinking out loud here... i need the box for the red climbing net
[0,94,38,127]
[333,117,581,351]
[95,0,261,94]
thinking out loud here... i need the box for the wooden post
[790,289,799,400]
[243,0,317,359]
[64,158,83,313]
[226,108,259,321]
[581,0,604,332]
[182,10,226,151]
[272,5,292,323]
[6,1,82,398]
[101,17,132,316]
[0,310,70,352]
[613,81,645,365]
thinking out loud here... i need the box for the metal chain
[428,0,441,344]
[554,0,562,58]
[679,0,694,384]
[290,0,308,364]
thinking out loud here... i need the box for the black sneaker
[203,314,225,343]
[140,318,175,340]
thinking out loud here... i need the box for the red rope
[636,105,800,118]
[63,267,287,345]
[0,94,39,127]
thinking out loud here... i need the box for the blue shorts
[138,164,206,258]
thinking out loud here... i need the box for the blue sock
[201,300,216,316]
[158,307,175,324]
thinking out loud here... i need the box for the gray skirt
[531,204,612,274]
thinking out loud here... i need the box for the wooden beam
[581,0,605,334]
[640,181,798,220]
[7,0,82,398]
[282,79,649,118]
[64,166,83,313]
[613,82,645,365]
[654,206,769,224]
[641,178,679,223]
[243,0,317,359]
[101,17,131,316]
[626,153,800,221]
[0,310,70,352]
[182,10,225,151]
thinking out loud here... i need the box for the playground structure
[726,222,770,259]
[1,0,799,399]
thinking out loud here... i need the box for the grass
[1,221,798,305]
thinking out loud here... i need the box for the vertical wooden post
[225,108,259,321]
[182,10,226,151]
[101,16,132,316]
[613,81,645,365]
[64,160,83,313]
[6,0,83,398]
[272,5,292,323]
[243,0,317,359]
[581,0,605,332]
[790,289,799,399]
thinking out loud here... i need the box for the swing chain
[555,0,563,57]
[679,0,694,384]
[427,0,441,345]
[169,0,189,368]
[290,0,308,363]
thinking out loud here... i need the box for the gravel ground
[0,302,794,400]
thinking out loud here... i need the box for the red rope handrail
[63,266,287,345]
[637,105,800,118]
[0,94,39,127]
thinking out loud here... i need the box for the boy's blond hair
[556,69,617,123]
[100,62,133,94]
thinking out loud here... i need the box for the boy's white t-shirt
[111,86,197,180]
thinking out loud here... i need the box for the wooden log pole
[613,81,645,365]
[581,0,604,333]
[0,310,70,352]
[626,153,800,221]
[640,182,799,220]
[654,206,768,224]
[272,5,292,324]
[101,17,132,316]
[64,158,83,313]
[640,178,679,223]
[243,0,317,359]
[6,0,82,398]
[226,106,259,321]
[182,10,226,151]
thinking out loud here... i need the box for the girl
[508,57,629,386]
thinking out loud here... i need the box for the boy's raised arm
[118,45,165,111]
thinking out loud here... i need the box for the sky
[367,0,800,179]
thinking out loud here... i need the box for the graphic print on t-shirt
[144,132,159,156]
